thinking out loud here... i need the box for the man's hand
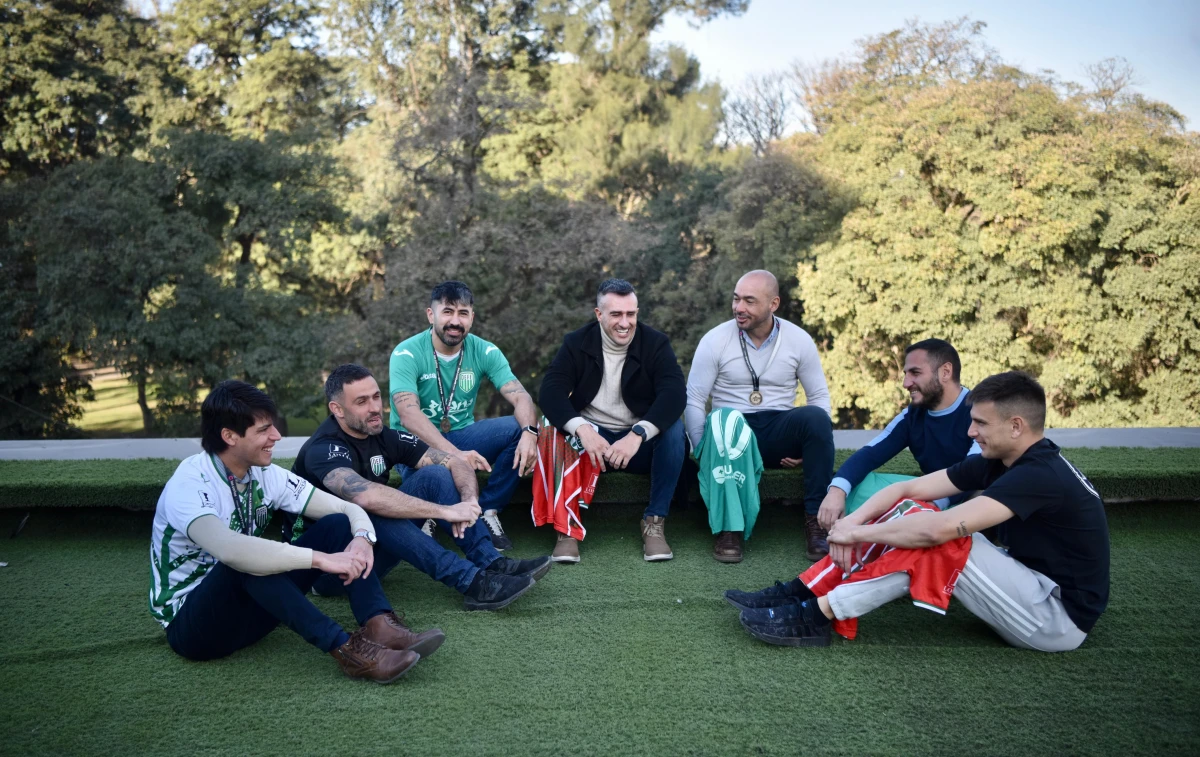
[513,432,538,477]
[818,487,847,530]
[780,456,803,468]
[576,425,611,472]
[442,500,481,538]
[346,536,375,580]
[312,550,368,586]
[829,541,858,574]
[462,449,492,472]
[604,432,642,470]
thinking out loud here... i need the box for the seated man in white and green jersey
[390,281,539,550]
[148,380,444,684]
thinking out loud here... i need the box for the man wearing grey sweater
[685,271,836,563]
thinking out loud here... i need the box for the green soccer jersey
[389,330,518,432]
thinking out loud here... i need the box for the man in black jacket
[539,279,688,564]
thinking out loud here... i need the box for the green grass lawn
[0,502,1197,756]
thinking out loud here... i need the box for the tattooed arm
[391,391,458,453]
[321,467,478,523]
[413,447,481,504]
[498,379,539,476]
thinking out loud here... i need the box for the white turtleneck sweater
[563,325,660,440]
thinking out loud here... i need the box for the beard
[437,323,466,347]
[913,378,945,409]
[345,412,383,436]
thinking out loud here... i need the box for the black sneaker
[487,555,553,582]
[482,510,512,551]
[738,597,807,626]
[739,614,832,647]
[724,578,814,612]
[463,571,536,611]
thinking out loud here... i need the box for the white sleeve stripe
[866,408,909,448]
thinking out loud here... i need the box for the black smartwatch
[631,425,648,441]
[523,424,539,437]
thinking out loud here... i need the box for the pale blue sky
[652,0,1199,129]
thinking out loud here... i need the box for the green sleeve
[390,338,421,395]
[483,341,518,388]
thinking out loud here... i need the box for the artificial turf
[0,502,1197,757]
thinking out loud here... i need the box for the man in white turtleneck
[539,279,688,564]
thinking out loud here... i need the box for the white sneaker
[482,509,512,550]
[421,519,436,538]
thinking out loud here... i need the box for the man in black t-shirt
[291,364,552,611]
[733,371,1110,651]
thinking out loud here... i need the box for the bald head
[732,269,781,338]
[737,270,779,300]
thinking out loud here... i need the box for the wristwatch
[523,424,539,437]
[354,528,377,545]
[631,425,648,441]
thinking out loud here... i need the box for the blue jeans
[595,418,686,518]
[742,406,835,515]
[314,466,502,596]
[398,417,523,514]
[166,514,391,659]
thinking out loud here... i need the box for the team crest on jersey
[328,444,351,461]
[370,455,386,477]
[459,370,476,393]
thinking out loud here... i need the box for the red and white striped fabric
[531,421,599,540]
[800,499,972,640]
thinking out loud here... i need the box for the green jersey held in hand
[389,330,517,433]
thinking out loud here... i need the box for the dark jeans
[743,406,835,515]
[595,418,687,518]
[314,466,501,596]
[165,514,391,660]
[397,417,523,514]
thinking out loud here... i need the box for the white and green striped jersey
[148,453,314,627]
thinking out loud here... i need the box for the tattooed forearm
[419,448,453,469]
[956,521,969,539]
[323,468,376,501]
[394,392,420,410]
[500,380,527,397]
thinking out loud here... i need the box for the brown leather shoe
[713,531,743,563]
[330,630,420,684]
[804,514,829,561]
[641,516,673,561]
[551,533,581,563]
[362,611,445,659]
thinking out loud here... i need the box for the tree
[725,72,792,155]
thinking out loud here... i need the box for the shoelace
[644,519,665,538]
[347,636,386,662]
[483,511,505,536]
[384,611,409,631]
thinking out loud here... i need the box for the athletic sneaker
[421,519,436,538]
[551,533,581,564]
[641,516,673,561]
[463,571,536,611]
[738,597,808,626]
[482,509,512,550]
[724,578,815,612]
[488,555,554,582]
[739,614,831,647]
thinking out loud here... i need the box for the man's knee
[402,465,460,504]
[783,406,833,437]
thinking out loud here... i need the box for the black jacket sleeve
[641,335,686,431]
[539,337,582,432]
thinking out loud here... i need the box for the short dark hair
[905,338,961,383]
[971,371,1046,432]
[430,280,474,308]
[200,380,278,454]
[596,278,635,307]
[325,364,374,403]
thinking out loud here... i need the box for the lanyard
[431,331,465,433]
[738,319,783,394]
[214,455,255,535]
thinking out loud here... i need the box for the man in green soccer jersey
[390,281,539,549]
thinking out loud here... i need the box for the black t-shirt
[292,415,428,493]
[946,438,1110,632]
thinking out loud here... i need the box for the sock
[802,600,831,627]
[786,577,815,601]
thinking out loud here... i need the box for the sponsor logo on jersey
[944,568,964,596]
[419,372,437,381]
[394,348,414,358]
[198,490,214,508]
[328,444,351,461]
[712,410,753,460]
[485,345,498,355]
[370,455,386,477]
[459,370,476,393]
[397,432,418,445]
[711,465,747,486]
[285,476,306,500]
